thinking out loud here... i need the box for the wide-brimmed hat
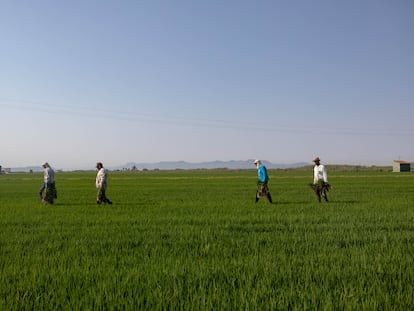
[312,157,320,162]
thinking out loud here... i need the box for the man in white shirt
[39,162,57,204]
[96,162,112,205]
[312,157,330,202]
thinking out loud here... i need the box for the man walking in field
[39,162,57,204]
[311,156,330,202]
[254,159,273,203]
[96,162,112,205]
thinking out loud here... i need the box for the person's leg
[44,185,54,204]
[99,188,112,204]
[104,195,112,204]
[51,182,57,199]
[262,183,272,203]
[256,182,263,202]
[39,183,45,200]
[322,186,329,202]
[315,186,321,202]
[267,192,273,203]
[97,188,104,204]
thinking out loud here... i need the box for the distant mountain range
[4,160,309,172]
[118,160,309,170]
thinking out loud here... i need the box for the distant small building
[2,168,12,174]
[393,160,411,172]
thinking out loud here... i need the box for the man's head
[313,157,321,165]
[96,162,103,170]
[42,162,49,168]
[254,159,261,167]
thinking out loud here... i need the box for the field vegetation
[1,169,413,309]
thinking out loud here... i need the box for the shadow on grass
[41,202,100,207]
[268,199,362,205]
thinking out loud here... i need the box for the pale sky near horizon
[1,0,413,170]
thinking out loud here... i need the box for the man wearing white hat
[254,159,273,203]
[311,156,330,202]
[39,162,57,204]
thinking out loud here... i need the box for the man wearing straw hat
[311,156,330,202]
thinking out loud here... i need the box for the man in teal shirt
[254,159,272,203]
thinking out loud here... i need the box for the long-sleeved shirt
[257,164,269,183]
[96,168,108,189]
[43,167,55,183]
[313,164,328,184]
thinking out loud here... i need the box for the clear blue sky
[1,0,413,170]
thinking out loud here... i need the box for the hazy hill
[4,160,308,172]
[4,161,392,172]
[119,160,309,170]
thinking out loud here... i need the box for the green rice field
[1,169,413,309]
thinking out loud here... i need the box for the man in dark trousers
[254,159,272,203]
[311,156,330,202]
[39,162,57,204]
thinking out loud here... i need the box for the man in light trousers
[96,162,112,205]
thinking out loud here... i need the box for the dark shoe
[97,200,102,205]
[267,193,273,203]
[316,192,321,202]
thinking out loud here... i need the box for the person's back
[258,164,269,183]
[44,166,55,184]
[96,167,108,188]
